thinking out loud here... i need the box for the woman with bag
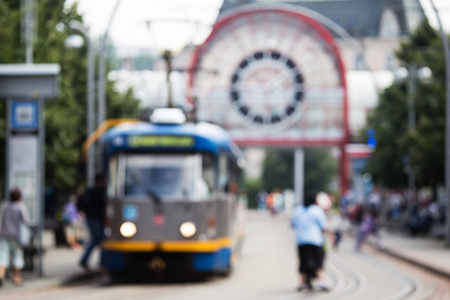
[0,187,30,287]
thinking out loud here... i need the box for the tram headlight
[120,222,137,238]
[180,222,196,238]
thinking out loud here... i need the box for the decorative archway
[188,4,349,193]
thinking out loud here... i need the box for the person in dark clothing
[78,174,106,272]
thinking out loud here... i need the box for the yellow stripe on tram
[102,237,232,253]
[102,240,157,252]
[160,237,232,252]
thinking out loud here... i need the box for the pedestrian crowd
[383,192,446,237]
[343,189,446,239]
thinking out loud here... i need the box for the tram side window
[218,153,239,195]
[218,153,229,192]
[108,155,119,198]
[202,153,215,193]
[228,156,240,196]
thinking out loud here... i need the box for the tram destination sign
[128,135,195,148]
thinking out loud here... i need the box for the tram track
[291,236,426,300]
[357,250,422,300]
[284,249,366,300]
[324,239,425,300]
[325,252,364,299]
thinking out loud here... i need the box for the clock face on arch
[189,6,345,135]
[230,50,304,125]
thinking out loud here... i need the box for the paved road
[1,211,448,299]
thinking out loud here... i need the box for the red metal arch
[187,6,349,192]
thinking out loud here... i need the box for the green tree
[262,150,294,191]
[0,1,141,194]
[303,149,338,195]
[243,177,263,209]
[365,19,445,190]
[364,84,409,188]
[261,149,337,195]
[0,0,26,185]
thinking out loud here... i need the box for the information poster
[9,135,39,224]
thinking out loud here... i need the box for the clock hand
[232,80,265,91]
[263,72,289,92]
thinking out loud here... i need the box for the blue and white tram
[101,108,244,277]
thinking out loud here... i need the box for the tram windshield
[122,154,213,200]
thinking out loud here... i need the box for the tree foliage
[261,149,338,195]
[303,149,338,195]
[261,150,294,191]
[0,1,141,193]
[243,177,264,209]
[365,19,445,189]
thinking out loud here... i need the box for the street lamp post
[98,0,122,129]
[162,50,174,108]
[22,0,35,64]
[395,65,431,205]
[429,0,450,247]
[97,0,122,172]
[67,21,95,187]
[407,64,417,205]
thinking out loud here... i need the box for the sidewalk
[1,246,99,293]
[375,229,450,279]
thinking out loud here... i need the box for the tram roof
[103,121,241,157]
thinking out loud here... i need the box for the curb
[378,246,450,280]
[346,228,450,280]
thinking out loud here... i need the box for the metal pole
[37,98,44,277]
[407,64,417,204]
[97,0,122,173]
[294,148,304,206]
[98,0,122,127]
[429,0,450,247]
[163,50,174,108]
[22,0,34,64]
[69,21,95,188]
[408,64,417,130]
[5,99,11,200]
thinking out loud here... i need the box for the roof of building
[218,0,425,38]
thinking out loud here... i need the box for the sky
[65,0,224,55]
[65,0,450,56]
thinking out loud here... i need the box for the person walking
[77,174,106,272]
[256,190,267,210]
[330,210,346,249]
[62,194,82,250]
[291,193,329,292]
[354,204,382,251]
[0,188,31,287]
